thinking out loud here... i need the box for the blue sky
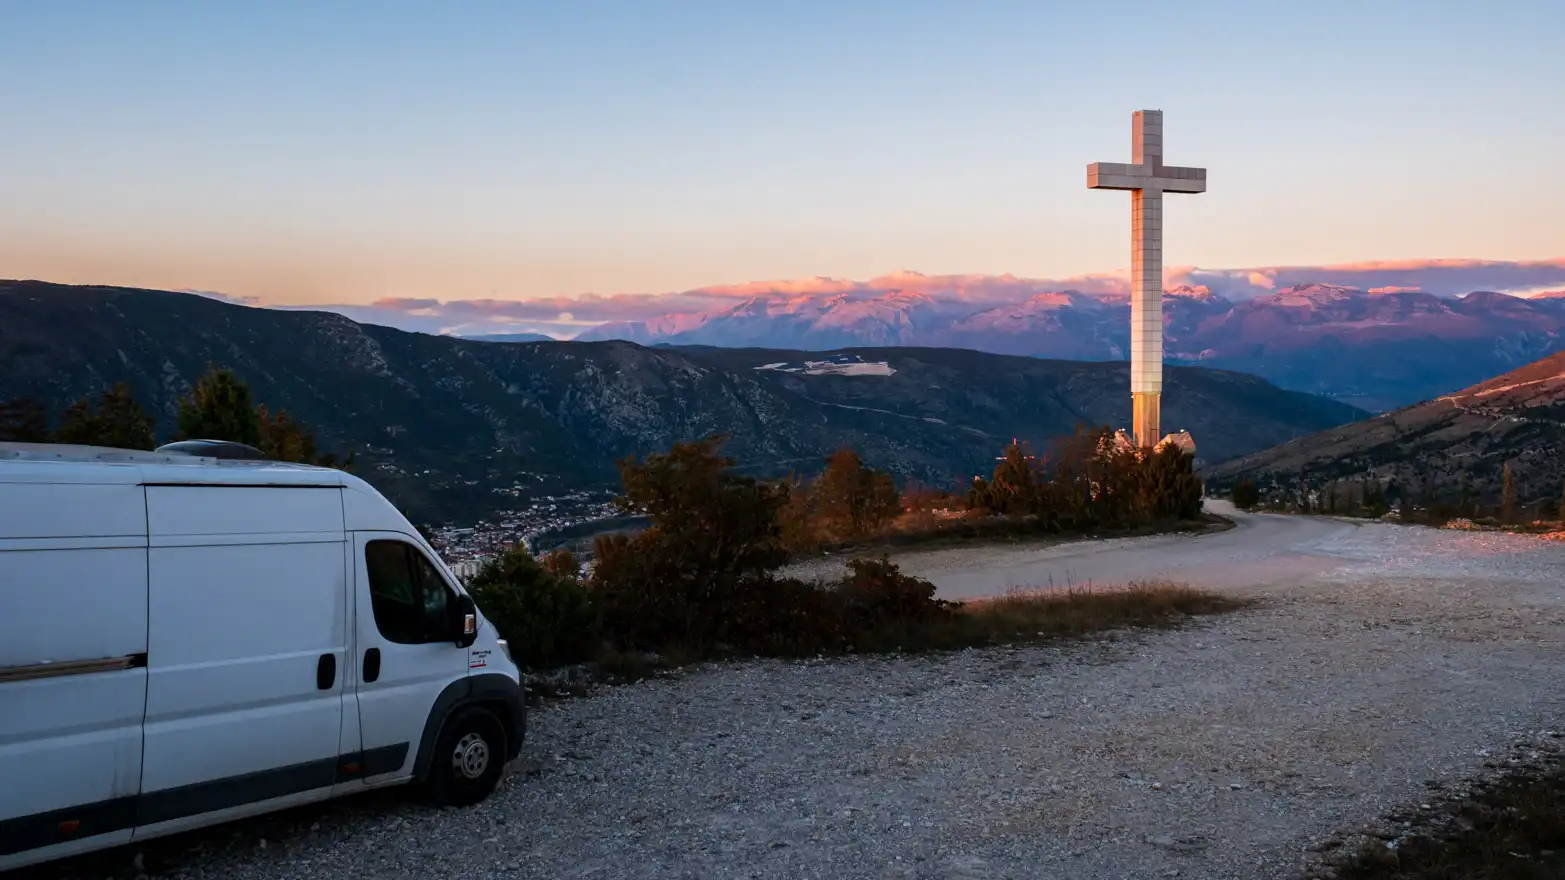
[0,0,1560,306]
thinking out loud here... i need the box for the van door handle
[316,653,336,690]
[363,648,381,683]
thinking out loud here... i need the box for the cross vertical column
[1130,110,1164,448]
[1131,187,1163,448]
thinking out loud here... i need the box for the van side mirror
[453,594,478,649]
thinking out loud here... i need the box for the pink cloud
[291,257,1565,338]
[1182,257,1565,299]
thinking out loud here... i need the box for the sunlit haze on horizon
[1,0,1561,313]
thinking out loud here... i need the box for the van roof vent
[156,440,270,460]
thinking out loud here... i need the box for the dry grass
[968,580,1252,635]
[852,580,1254,654]
[1326,748,1565,879]
[811,513,1232,558]
[523,581,1252,702]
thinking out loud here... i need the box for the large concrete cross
[1087,110,1206,448]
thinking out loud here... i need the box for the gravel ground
[34,505,1565,880]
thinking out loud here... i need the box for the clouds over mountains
[301,257,1565,339]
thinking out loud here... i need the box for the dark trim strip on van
[0,796,137,856]
[0,744,408,857]
[0,653,148,685]
[140,482,345,490]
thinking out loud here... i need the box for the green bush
[466,545,600,669]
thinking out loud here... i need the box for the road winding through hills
[33,505,1565,880]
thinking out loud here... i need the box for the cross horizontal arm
[1087,162,1207,193]
[1154,165,1206,193]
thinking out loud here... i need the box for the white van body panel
[146,483,346,538]
[0,447,523,871]
[0,479,146,540]
[343,481,417,533]
[139,528,349,801]
[0,476,150,864]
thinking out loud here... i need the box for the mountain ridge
[1206,351,1565,507]
[0,280,1365,522]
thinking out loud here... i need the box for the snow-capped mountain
[579,283,1565,410]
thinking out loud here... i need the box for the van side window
[364,540,453,645]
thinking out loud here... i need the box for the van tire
[424,707,506,807]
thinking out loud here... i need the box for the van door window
[364,540,454,644]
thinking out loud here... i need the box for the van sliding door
[135,486,348,836]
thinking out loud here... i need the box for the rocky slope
[1206,351,1565,506]
[579,284,1565,410]
[1,281,1364,521]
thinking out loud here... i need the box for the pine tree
[53,383,156,449]
[1559,480,1565,525]
[97,383,157,449]
[0,397,50,442]
[176,365,261,446]
[973,441,1040,517]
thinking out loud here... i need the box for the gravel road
[39,505,1565,880]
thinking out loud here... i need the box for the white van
[0,442,526,871]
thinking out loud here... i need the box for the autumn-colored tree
[177,365,261,446]
[1501,460,1516,524]
[258,404,353,469]
[540,548,582,581]
[814,447,901,540]
[0,397,50,442]
[590,434,791,649]
[53,383,157,450]
[775,473,820,553]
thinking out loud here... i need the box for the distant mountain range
[1207,350,1565,507]
[576,284,1565,411]
[0,281,1363,522]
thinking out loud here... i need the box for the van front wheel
[425,707,506,806]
